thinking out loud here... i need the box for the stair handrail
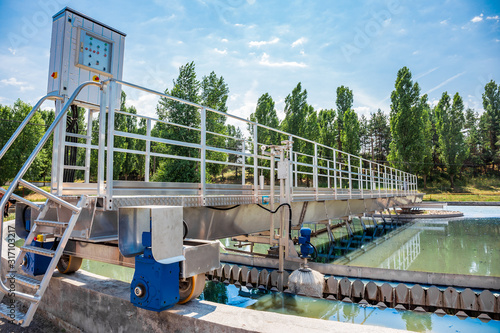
[0,81,102,299]
[0,91,62,161]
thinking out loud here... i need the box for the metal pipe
[201,108,206,203]
[0,81,100,297]
[105,81,116,210]
[19,179,80,213]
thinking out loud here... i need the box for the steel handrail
[0,92,62,161]
[0,81,101,298]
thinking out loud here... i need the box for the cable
[256,203,293,239]
[206,205,240,211]
[306,241,318,259]
[206,203,293,239]
[183,220,189,239]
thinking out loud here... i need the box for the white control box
[47,7,125,108]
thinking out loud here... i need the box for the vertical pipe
[241,139,246,186]
[106,81,116,210]
[348,154,352,199]
[201,107,206,204]
[270,152,275,245]
[327,160,330,189]
[359,157,363,198]
[369,162,373,196]
[314,143,318,200]
[294,152,298,187]
[51,99,62,194]
[84,109,92,183]
[56,98,66,195]
[333,150,337,199]
[145,118,151,182]
[289,135,293,190]
[97,85,107,196]
[253,123,258,203]
[378,164,381,197]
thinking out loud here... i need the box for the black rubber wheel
[57,254,83,274]
[178,273,206,304]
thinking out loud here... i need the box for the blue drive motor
[298,227,314,258]
[130,232,180,312]
[22,239,54,276]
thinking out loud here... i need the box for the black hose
[306,241,318,259]
[207,203,293,239]
[207,205,240,211]
[183,220,189,239]
[257,203,292,239]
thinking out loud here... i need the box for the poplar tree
[435,92,467,188]
[388,67,426,174]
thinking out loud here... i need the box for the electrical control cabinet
[47,7,125,108]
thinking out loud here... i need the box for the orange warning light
[51,72,58,79]
[92,75,100,82]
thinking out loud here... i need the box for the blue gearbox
[298,227,314,258]
[130,232,180,312]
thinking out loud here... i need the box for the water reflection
[201,282,500,333]
[336,218,500,277]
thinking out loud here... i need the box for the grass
[422,175,500,202]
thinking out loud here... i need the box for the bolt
[134,285,145,297]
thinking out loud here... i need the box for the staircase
[0,179,85,326]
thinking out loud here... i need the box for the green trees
[435,92,467,188]
[0,100,48,185]
[388,67,427,174]
[154,62,201,183]
[368,109,391,163]
[248,93,280,145]
[335,86,353,152]
[281,82,308,139]
[317,109,336,157]
[341,108,360,155]
[201,71,229,181]
[481,80,500,168]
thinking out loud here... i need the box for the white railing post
[84,109,93,183]
[97,84,107,196]
[105,81,116,210]
[201,107,206,204]
[327,160,330,188]
[333,151,337,199]
[378,164,381,197]
[359,157,363,198]
[253,123,258,203]
[314,143,318,200]
[241,139,246,186]
[145,118,151,182]
[369,161,373,196]
[348,154,352,199]
[294,152,298,187]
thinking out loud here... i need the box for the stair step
[21,245,55,257]
[13,274,41,290]
[0,303,25,325]
[35,219,68,228]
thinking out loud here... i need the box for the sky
[0,0,499,132]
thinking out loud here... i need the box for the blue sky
[0,0,499,129]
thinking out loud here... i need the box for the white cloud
[471,14,483,23]
[291,37,307,48]
[213,48,227,55]
[259,53,307,68]
[249,37,280,47]
[440,19,448,25]
[0,77,34,92]
[221,38,228,43]
[125,91,160,118]
[140,14,176,26]
[495,39,500,43]
[8,48,16,55]
[1,78,24,87]
[234,23,245,27]
[356,106,371,116]
[486,15,499,20]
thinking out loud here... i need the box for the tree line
[0,63,498,189]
